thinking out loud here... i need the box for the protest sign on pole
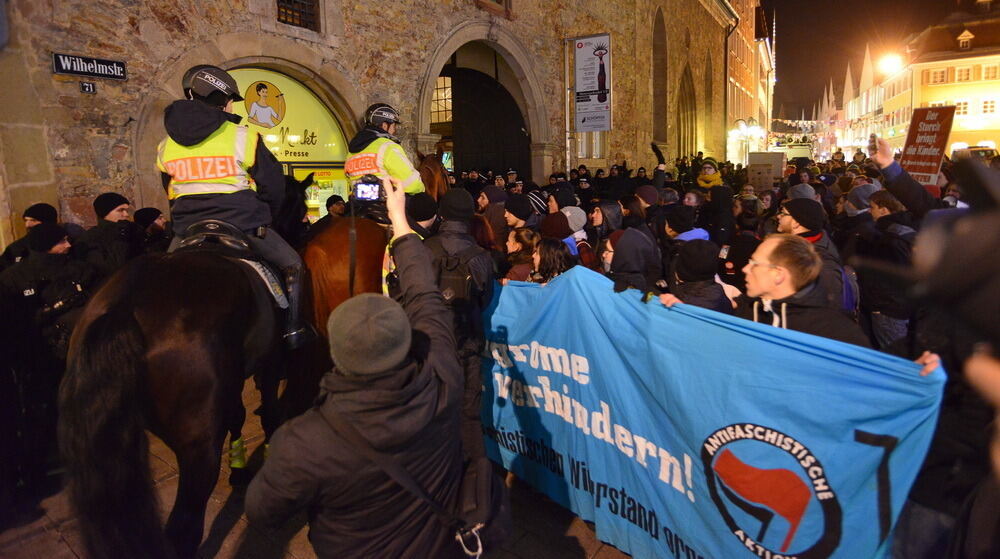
[572,34,612,132]
[899,106,955,187]
[482,268,944,559]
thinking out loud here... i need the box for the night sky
[761,0,956,119]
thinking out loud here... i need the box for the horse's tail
[58,300,170,559]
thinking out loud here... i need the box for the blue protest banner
[482,267,944,559]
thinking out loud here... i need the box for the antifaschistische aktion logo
[701,423,842,559]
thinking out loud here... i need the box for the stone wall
[0,0,733,242]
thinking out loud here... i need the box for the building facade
[0,0,738,246]
[724,0,774,164]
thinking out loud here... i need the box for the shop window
[929,69,947,84]
[984,100,996,114]
[277,0,319,31]
[985,65,999,80]
[957,67,971,82]
[431,76,453,124]
[576,131,606,160]
[956,101,969,115]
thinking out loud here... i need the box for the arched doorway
[652,10,668,143]
[417,22,553,182]
[677,65,698,158]
[430,42,530,175]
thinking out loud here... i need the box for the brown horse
[57,178,312,559]
[281,151,454,412]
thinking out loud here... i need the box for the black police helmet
[365,103,401,128]
[182,65,244,103]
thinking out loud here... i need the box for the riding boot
[282,266,317,350]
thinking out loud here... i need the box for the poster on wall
[899,106,955,187]
[572,34,612,132]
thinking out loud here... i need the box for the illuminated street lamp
[878,54,904,76]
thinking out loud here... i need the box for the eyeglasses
[747,258,781,270]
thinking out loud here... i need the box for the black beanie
[662,204,695,234]
[134,207,162,229]
[23,203,57,224]
[93,192,130,220]
[482,186,508,205]
[406,193,438,221]
[505,193,534,221]
[784,198,825,233]
[439,189,475,221]
[675,239,720,282]
[27,222,68,252]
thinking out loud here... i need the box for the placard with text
[899,106,955,186]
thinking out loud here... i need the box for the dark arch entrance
[677,64,698,158]
[435,66,531,176]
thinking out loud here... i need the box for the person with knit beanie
[635,185,658,209]
[3,203,60,267]
[246,175,472,557]
[504,193,535,229]
[697,159,723,189]
[133,207,172,254]
[405,193,439,237]
[562,206,597,270]
[777,198,846,310]
[73,192,143,279]
[27,222,71,255]
[668,239,733,315]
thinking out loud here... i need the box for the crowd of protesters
[3,136,999,558]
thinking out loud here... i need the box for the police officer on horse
[157,65,314,349]
[345,103,425,195]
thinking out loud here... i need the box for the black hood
[163,100,241,146]
[772,281,829,310]
[876,211,916,232]
[348,126,398,153]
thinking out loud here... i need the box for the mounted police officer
[157,65,313,349]
[345,103,425,195]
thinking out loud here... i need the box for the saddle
[174,220,288,309]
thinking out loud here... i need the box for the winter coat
[705,185,735,246]
[159,100,285,235]
[672,279,733,315]
[1,235,29,268]
[427,220,496,344]
[72,219,144,279]
[609,225,661,292]
[245,234,464,559]
[881,161,947,224]
[800,231,845,311]
[831,211,875,265]
[855,212,917,318]
[734,282,871,347]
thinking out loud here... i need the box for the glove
[650,143,665,165]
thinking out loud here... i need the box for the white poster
[573,34,612,132]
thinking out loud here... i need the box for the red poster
[899,106,955,187]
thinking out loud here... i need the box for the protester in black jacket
[246,177,465,559]
[73,193,143,280]
[669,240,733,314]
[778,198,846,312]
[1,203,59,268]
[677,233,869,347]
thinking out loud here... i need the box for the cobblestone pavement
[1,383,629,559]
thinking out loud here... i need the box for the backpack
[841,264,861,320]
[424,236,486,338]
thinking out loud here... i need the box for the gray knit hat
[327,294,411,375]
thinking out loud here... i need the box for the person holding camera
[345,103,425,195]
[246,176,467,558]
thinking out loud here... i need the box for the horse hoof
[229,467,254,487]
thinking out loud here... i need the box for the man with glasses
[663,234,868,347]
[776,198,847,312]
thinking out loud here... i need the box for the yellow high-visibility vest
[345,137,425,194]
[157,121,259,200]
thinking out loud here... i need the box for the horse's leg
[164,434,221,558]
[255,348,283,442]
[225,385,250,485]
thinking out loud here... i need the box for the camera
[352,174,383,201]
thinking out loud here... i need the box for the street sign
[899,106,955,186]
[52,53,127,81]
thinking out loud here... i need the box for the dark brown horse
[281,151,454,411]
[57,178,312,559]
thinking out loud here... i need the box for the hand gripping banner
[481,268,944,559]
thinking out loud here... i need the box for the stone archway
[676,64,698,158]
[132,33,363,209]
[415,21,555,183]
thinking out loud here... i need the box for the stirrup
[229,437,247,469]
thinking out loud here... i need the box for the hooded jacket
[159,100,285,235]
[799,231,846,311]
[73,219,144,279]
[856,211,917,318]
[735,282,871,347]
[585,200,623,246]
[672,280,733,315]
[245,234,464,559]
[609,224,661,292]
